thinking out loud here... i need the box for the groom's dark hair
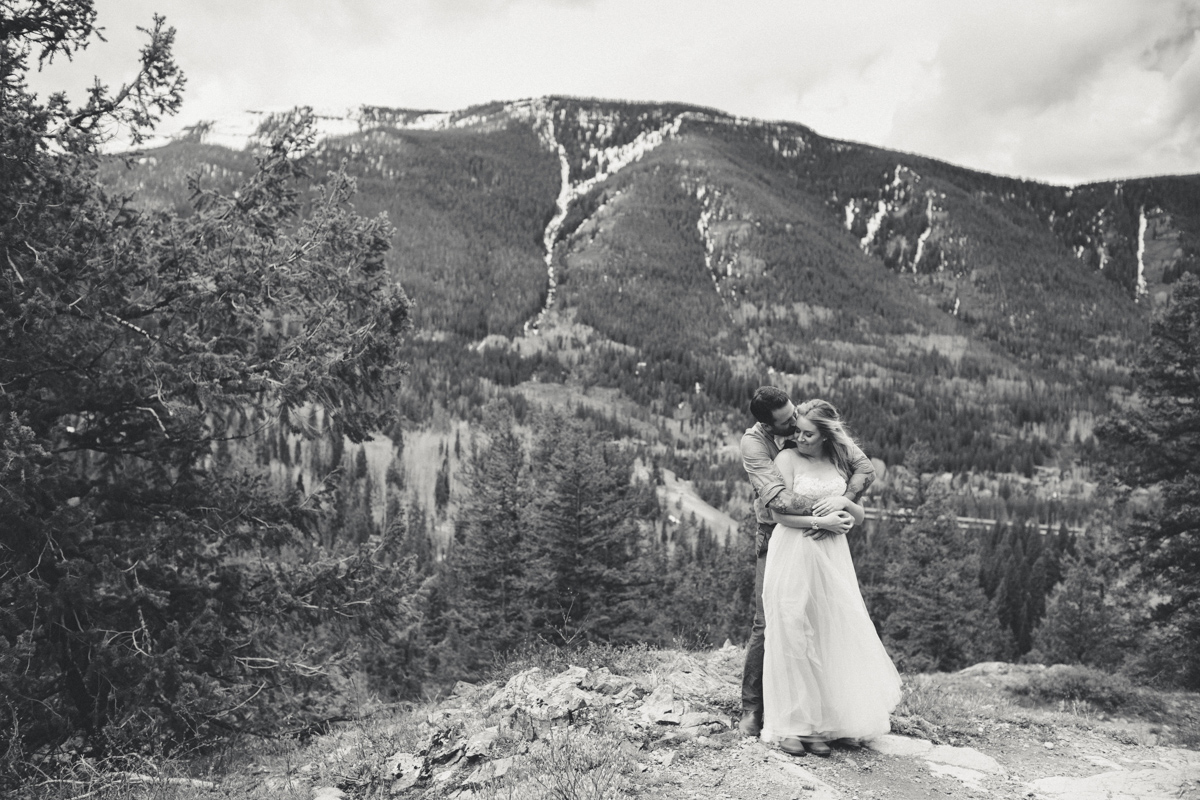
[750,386,790,425]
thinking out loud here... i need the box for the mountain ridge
[103,95,1200,540]
[133,94,1199,316]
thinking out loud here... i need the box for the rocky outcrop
[287,649,1199,800]
[318,647,740,798]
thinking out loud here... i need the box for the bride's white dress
[761,471,902,743]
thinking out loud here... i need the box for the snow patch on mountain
[848,166,964,276]
[521,106,683,333]
[157,100,532,152]
[861,199,888,253]
[160,107,363,151]
[1137,206,1148,298]
[691,184,741,318]
[913,195,935,270]
[524,142,571,334]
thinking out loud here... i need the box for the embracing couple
[737,386,901,757]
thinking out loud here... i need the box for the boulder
[640,684,688,725]
[486,666,593,721]
[654,652,739,700]
[384,752,422,792]
[461,756,515,788]
[581,667,638,697]
[464,726,500,758]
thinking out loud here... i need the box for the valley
[102,96,1197,548]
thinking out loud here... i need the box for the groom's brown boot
[737,709,762,737]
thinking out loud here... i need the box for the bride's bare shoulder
[774,448,801,466]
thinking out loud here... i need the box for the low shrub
[1012,665,1163,715]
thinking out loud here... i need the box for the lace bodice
[792,472,847,504]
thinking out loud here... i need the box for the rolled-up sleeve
[741,429,785,507]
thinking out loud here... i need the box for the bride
[760,399,902,757]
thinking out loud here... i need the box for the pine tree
[448,401,533,668]
[1098,272,1200,686]
[0,2,412,767]
[876,495,1009,671]
[523,417,645,645]
[434,452,452,515]
[1032,537,1132,668]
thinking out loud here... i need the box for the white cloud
[888,0,1200,182]
[22,0,1200,183]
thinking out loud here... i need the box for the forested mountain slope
[103,96,1200,530]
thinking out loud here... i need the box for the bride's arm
[772,507,854,532]
[839,497,865,526]
[767,454,852,534]
[812,491,866,526]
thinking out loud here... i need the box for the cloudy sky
[26,0,1200,185]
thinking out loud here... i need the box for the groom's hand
[807,510,854,540]
[812,495,849,516]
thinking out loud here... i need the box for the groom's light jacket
[741,422,876,530]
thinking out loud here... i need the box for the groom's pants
[740,521,774,715]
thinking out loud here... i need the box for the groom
[738,386,876,739]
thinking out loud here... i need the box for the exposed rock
[867,734,934,757]
[461,755,514,788]
[925,743,1004,774]
[653,652,739,700]
[872,735,1004,790]
[926,762,987,791]
[1029,761,1200,800]
[287,653,1200,800]
[464,726,499,758]
[431,762,463,783]
[450,680,481,699]
[581,666,638,696]
[496,706,543,741]
[418,727,465,771]
[641,684,689,725]
[384,751,422,792]
[956,661,1018,677]
[486,666,594,721]
[678,710,723,728]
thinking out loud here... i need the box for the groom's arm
[844,442,875,502]
[741,430,813,516]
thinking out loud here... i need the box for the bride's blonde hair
[797,399,859,478]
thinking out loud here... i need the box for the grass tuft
[476,722,635,800]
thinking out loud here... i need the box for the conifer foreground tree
[0,1,413,772]
[450,401,532,669]
[1032,534,1140,669]
[523,414,648,645]
[1098,272,1200,687]
[874,496,1008,671]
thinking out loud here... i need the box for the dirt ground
[626,717,1200,799]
